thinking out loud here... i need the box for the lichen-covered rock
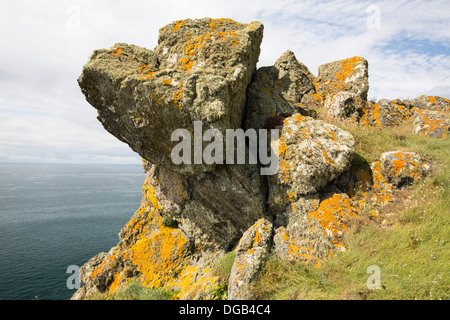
[413,111,449,139]
[268,114,355,212]
[228,218,273,300]
[172,162,267,251]
[316,56,369,119]
[78,18,263,175]
[360,99,414,128]
[359,95,449,139]
[73,169,218,299]
[72,154,267,299]
[380,151,431,188]
[273,193,359,267]
[324,91,358,118]
[244,50,316,130]
[411,96,450,139]
[413,95,450,113]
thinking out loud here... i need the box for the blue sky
[0,0,449,164]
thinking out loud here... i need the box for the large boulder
[316,56,369,119]
[78,18,263,175]
[268,114,355,212]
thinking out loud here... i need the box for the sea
[0,163,146,300]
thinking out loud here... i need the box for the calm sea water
[0,163,145,300]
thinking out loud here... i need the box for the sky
[0,0,449,164]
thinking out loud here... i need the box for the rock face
[79,18,263,175]
[245,50,316,130]
[74,18,446,300]
[273,193,359,266]
[74,158,267,300]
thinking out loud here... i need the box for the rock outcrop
[74,18,446,300]
[79,18,263,175]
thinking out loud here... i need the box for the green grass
[212,251,236,283]
[209,251,237,300]
[252,118,450,300]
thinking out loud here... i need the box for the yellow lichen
[173,83,184,109]
[111,48,123,56]
[171,20,185,31]
[179,57,193,71]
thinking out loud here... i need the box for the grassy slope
[252,117,450,300]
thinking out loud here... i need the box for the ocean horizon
[0,163,146,300]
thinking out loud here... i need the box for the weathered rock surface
[228,218,273,300]
[244,50,316,131]
[359,95,449,139]
[360,99,414,128]
[316,56,369,119]
[380,151,431,188]
[412,95,450,139]
[268,114,355,212]
[79,18,263,175]
[273,193,359,267]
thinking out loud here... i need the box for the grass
[209,251,237,300]
[252,116,450,300]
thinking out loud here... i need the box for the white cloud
[0,0,449,163]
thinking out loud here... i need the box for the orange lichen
[173,83,184,109]
[274,138,287,156]
[130,222,188,288]
[111,48,123,56]
[171,20,185,31]
[429,96,436,104]
[184,34,212,55]
[162,78,173,86]
[209,18,238,29]
[151,90,163,105]
[179,57,193,71]
[279,159,291,183]
[313,93,324,103]
[308,194,356,241]
[335,57,362,84]
[89,254,116,280]
[143,177,162,211]
[138,64,154,81]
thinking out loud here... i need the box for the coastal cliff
[72,18,449,300]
